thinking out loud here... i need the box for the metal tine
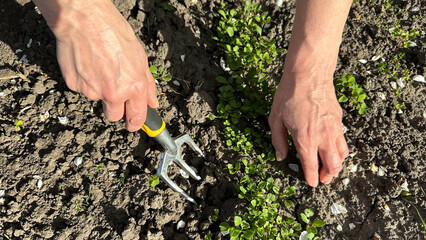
[174,134,206,158]
[157,154,197,204]
[174,156,201,181]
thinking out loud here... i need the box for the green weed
[334,73,368,115]
[149,174,160,187]
[150,65,172,82]
[14,119,23,130]
[75,192,92,214]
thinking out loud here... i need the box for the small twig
[0,75,19,80]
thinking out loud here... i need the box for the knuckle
[303,162,320,172]
[327,164,343,175]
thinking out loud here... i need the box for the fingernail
[276,151,286,161]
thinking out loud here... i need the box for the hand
[268,70,349,187]
[33,0,158,132]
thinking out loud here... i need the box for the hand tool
[141,106,205,204]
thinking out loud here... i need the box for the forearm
[32,0,131,38]
[285,0,352,77]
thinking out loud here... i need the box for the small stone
[348,163,358,173]
[173,80,180,86]
[220,57,230,71]
[336,224,343,231]
[180,169,189,179]
[370,162,379,173]
[288,163,299,172]
[74,157,83,167]
[349,152,357,158]
[390,81,397,89]
[374,232,382,240]
[299,231,309,240]
[413,75,425,83]
[276,0,284,7]
[331,202,348,215]
[371,55,381,61]
[0,198,4,205]
[342,178,350,186]
[58,116,69,125]
[34,175,43,189]
[342,124,348,134]
[15,49,23,53]
[377,92,386,100]
[0,190,5,198]
[409,42,417,47]
[349,223,356,230]
[384,203,390,212]
[410,6,420,12]
[0,92,5,97]
[358,59,367,64]
[27,38,33,48]
[20,54,28,63]
[400,181,409,192]
[180,55,185,62]
[40,111,50,122]
[378,167,386,177]
[388,27,395,34]
[396,78,405,88]
[176,220,186,230]
[366,70,372,75]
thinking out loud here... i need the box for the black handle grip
[141,107,165,137]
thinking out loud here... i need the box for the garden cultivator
[141,107,205,204]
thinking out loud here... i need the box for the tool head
[154,130,205,204]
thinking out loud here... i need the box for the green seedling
[160,2,175,11]
[334,73,368,115]
[393,100,406,112]
[75,192,91,214]
[14,119,23,130]
[3,234,12,240]
[212,208,220,222]
[118,177,125,183]
[95,163,104,172]
[149,174,160,187]
[150,65,172,82]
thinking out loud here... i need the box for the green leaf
[300,213,309,224]
[216,76,228,84]
[242,229,255,239]
[338,94,348,103]
[284,186,296,196]
[230,9,237,17]
[293,223,302,231]
[358,102,368,115]
[241,220,250,229]
[220,222,230,232]
[308,232,315,240]
[218,10,227,18]
[304,208,314,218]
[149,65,158,74]
[313,219,325,227]
[227,27,234,37]
[272,185,280,194]
[306,226,318,234]
[148,174,160,187]
[164,74,172,81]
[234,216,242,226]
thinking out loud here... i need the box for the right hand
[34,0,158,132]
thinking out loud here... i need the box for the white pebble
[34,175,43,189]
[358,59,367,64]
[349,152,357,158]
[173,80,180,86]
[390,81,397,89]
[374,233,382,240]
[74,156,83,167]
[409,42,417,47]
[331,202,348,215]
[264,23,271,28]
[208,13,213,19]
[180,54,185,62]
[388,27,395,34]
[0,190,5,198]
[396,78,405,88]
[378,167,386,177]
[0,92,5,97]
[400,181,409,192]
[398,109,403,114]
[176,220,186,230]
[366,70,372,75]
[348,163,358,173]
[180,169,189,179]
[40,111,50,122]
[342,178,350,186]
[336,224,343,231]
[349,223,356,230]
[410,6,420,12]
[288,163,299,172]
[10,79,16,85]
[0,198,4,205]
[58,116,69,125]
[195,30,201,38]
[220,57,230,71]
[342,124,348,134]
[371,55,381,61]
[27,38,33,48]
[299,231,309,240]
[377,92,386,100]
[413,75,425,83]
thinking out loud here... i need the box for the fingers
[103,100,125,122]
[268,115,288,161]
[124,80,148,132]
[146,71,159,108]
[318,142,342,184]
[336,133,349,160]
[293,138,320,187]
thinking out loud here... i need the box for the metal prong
[174,134,205,158]
[157,156,197,204]
[174,156,201,181]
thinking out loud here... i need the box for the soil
[0,0,424,240]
